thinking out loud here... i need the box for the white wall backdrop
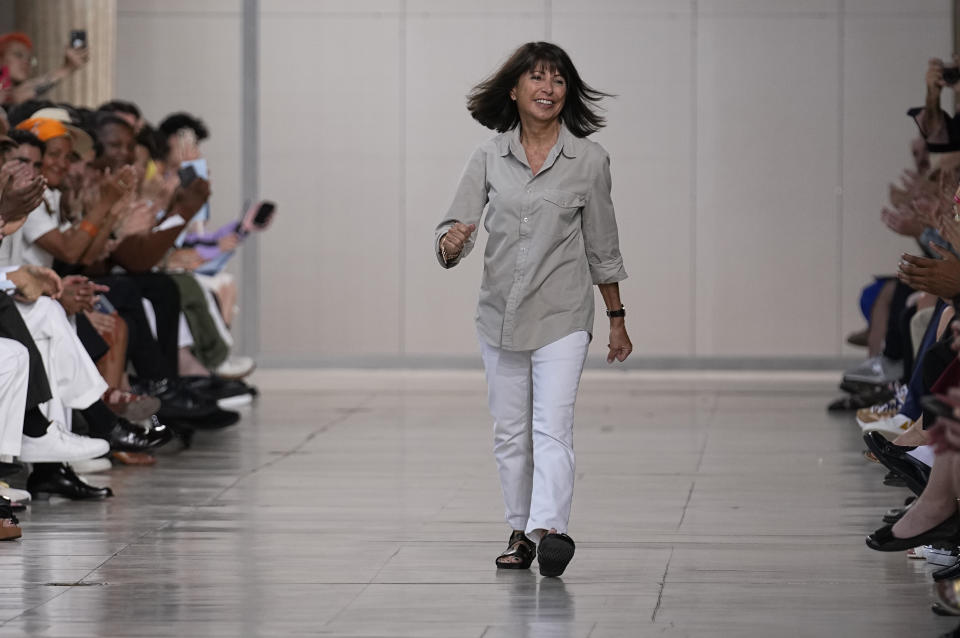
[117,0,951,366]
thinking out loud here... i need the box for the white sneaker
[19,422,110,463]
[68,457,113,473]
[217,393,253,409]
[860,413,915,438]
[844,356,904,385]
[215,356,255,380]
[0,483,30,505]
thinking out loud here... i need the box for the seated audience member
[0,32,89,106]
[85,111,245,425]
[156,112,258,380]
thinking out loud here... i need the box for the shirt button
[522,217,528,223]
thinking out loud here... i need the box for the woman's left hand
[607,324,632,363]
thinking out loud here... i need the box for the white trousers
[15,297,107,427]
[0,338,29,456]
[479,330,590,540]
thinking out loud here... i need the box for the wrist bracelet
[606,306,626,318]
[77,219,99,238]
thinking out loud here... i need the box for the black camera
[943,66,960,86]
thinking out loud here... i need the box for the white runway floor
[0,369,953,637]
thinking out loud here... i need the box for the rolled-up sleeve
[434,147,488,268]
[581,152,627,284]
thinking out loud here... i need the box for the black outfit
[75,312,109,362]
[96,273,180,381]
[880,280,914,368]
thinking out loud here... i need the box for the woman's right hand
[440,222,476,262]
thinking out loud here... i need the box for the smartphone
[239,199,278,235]
[943,66,960,86]
[92,296,116,315]
[253,201,275,228]
[921,394,958,421]
[70,29,87,49]
[177,164,198,187]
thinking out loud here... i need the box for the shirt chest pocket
[541,189,586,237]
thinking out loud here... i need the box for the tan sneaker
[856,403,898,427]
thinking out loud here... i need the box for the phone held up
[177,164,198,187]
[943,65,960,86]
[70,29,87,49]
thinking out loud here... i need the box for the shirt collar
[499,122,582,160]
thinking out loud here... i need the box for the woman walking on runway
[434,42,632,577]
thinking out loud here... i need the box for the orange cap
[16,117,70,143]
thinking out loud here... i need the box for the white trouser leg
[0,339,29,456]
[479,334,533,532]
[526,330,590,539]
[15,297,107,414]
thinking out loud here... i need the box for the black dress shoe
[27,464,113,500]
[883,471,907,488]
[935,559,960,582]
[156,387,219,421]
[863,431,916,457]
[871,442,931,496]
[181,375,254,401]
[108,416,173,452]
[172,407,240,430]
[866,514,960,552]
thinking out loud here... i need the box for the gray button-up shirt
[435,124,627,351]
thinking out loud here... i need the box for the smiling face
[42,136,72,188]
[510,64,566,127]
[99,122,136,171]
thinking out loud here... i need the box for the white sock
[906,445,935,468]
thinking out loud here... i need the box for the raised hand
[881,206,924,238]
[63,45,89,71]
[0,161,45,223]
[440,222,476,262]
[58,275,97,315]
[99,165,138,207]
[173,178,211,217]
[140,171,180,210]
[898,245,960,298]
[113,199,156,240]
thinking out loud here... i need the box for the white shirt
[0,188,62,269]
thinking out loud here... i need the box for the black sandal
[538,532,575,577]
[495,530,535,570]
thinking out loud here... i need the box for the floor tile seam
[4,398,377,622]
[650,546,674,622]
[202,399,375,506]
[0,519,173,627]
[322,545,403,629]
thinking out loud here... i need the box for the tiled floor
[0,370,954,637]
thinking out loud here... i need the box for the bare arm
[598,282,632,363]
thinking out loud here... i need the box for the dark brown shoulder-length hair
[467,42,611,137]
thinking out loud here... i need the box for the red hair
[0,32,33,56]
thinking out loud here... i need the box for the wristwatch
[606,306,625,318]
